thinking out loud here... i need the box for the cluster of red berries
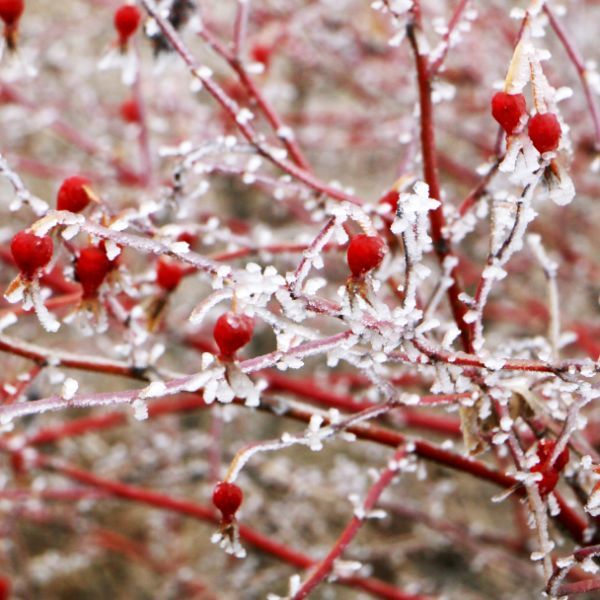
[491,91,562,154]
[531,438,570,497]
[10,173,119,296]
[212,481,243,523]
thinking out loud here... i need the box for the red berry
[251,43,272,67]
[528,112,561,153]
[212,481,243,521]
[10,230,53,279]
[75,246,112,299]
[57,176,94,213]
[213,312,254,359]
[0,0,24,26]
[120,98,141,124]
[156,257,185,291]
[177,231,196,247]
[0,575,10,600]
[114,4,141,46]
[347,234,386,278]
[491,91,527,134]
[378,189,400,215]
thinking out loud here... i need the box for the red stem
[407,9,473,352]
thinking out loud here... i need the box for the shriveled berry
[212,481,243,521]
[528,112,561,153]
[213,312,254,359]
[0,0,24,26]
[75,246,111,299]
[347,234,386,278]
[10,230,53,279]
[57,176,94,213]
[120,98,140,124]
[156,257,185,292]
[491,91,527,134]
[114,4,141,46]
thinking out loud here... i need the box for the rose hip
[212,481,243,521]
[528,112,562,153]
[120,98,141,124]
[114,4,141,49]
[10,230,53,279]
[57,176,94,213]
[156,257,186,292]
[347,234,386,278]
[0,0,24,50]
[491,91,527,134]
[213,312,254,359]
[0,0,23,26]
[75,246,112,299]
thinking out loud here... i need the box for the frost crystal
[132,399,149,421]
[139,381,167,399]
[60,378,78,401]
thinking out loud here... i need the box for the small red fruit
[177,231,196,247]
[120,98,141,124]
[491,91,527,134]
[378,189,400,215]
[114,4,141,48]
[212,481,243,521]
[0,0,23,49]
[156,257,186,292]
[0,0,24,26]
[0,575,10,600]
[57,176,94,213]
[213,312,254,359]
[251,43,272,68]
[75,246,112,299]
[347,234,386,278]
[10,230,53,279]
[528,112,561,153]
